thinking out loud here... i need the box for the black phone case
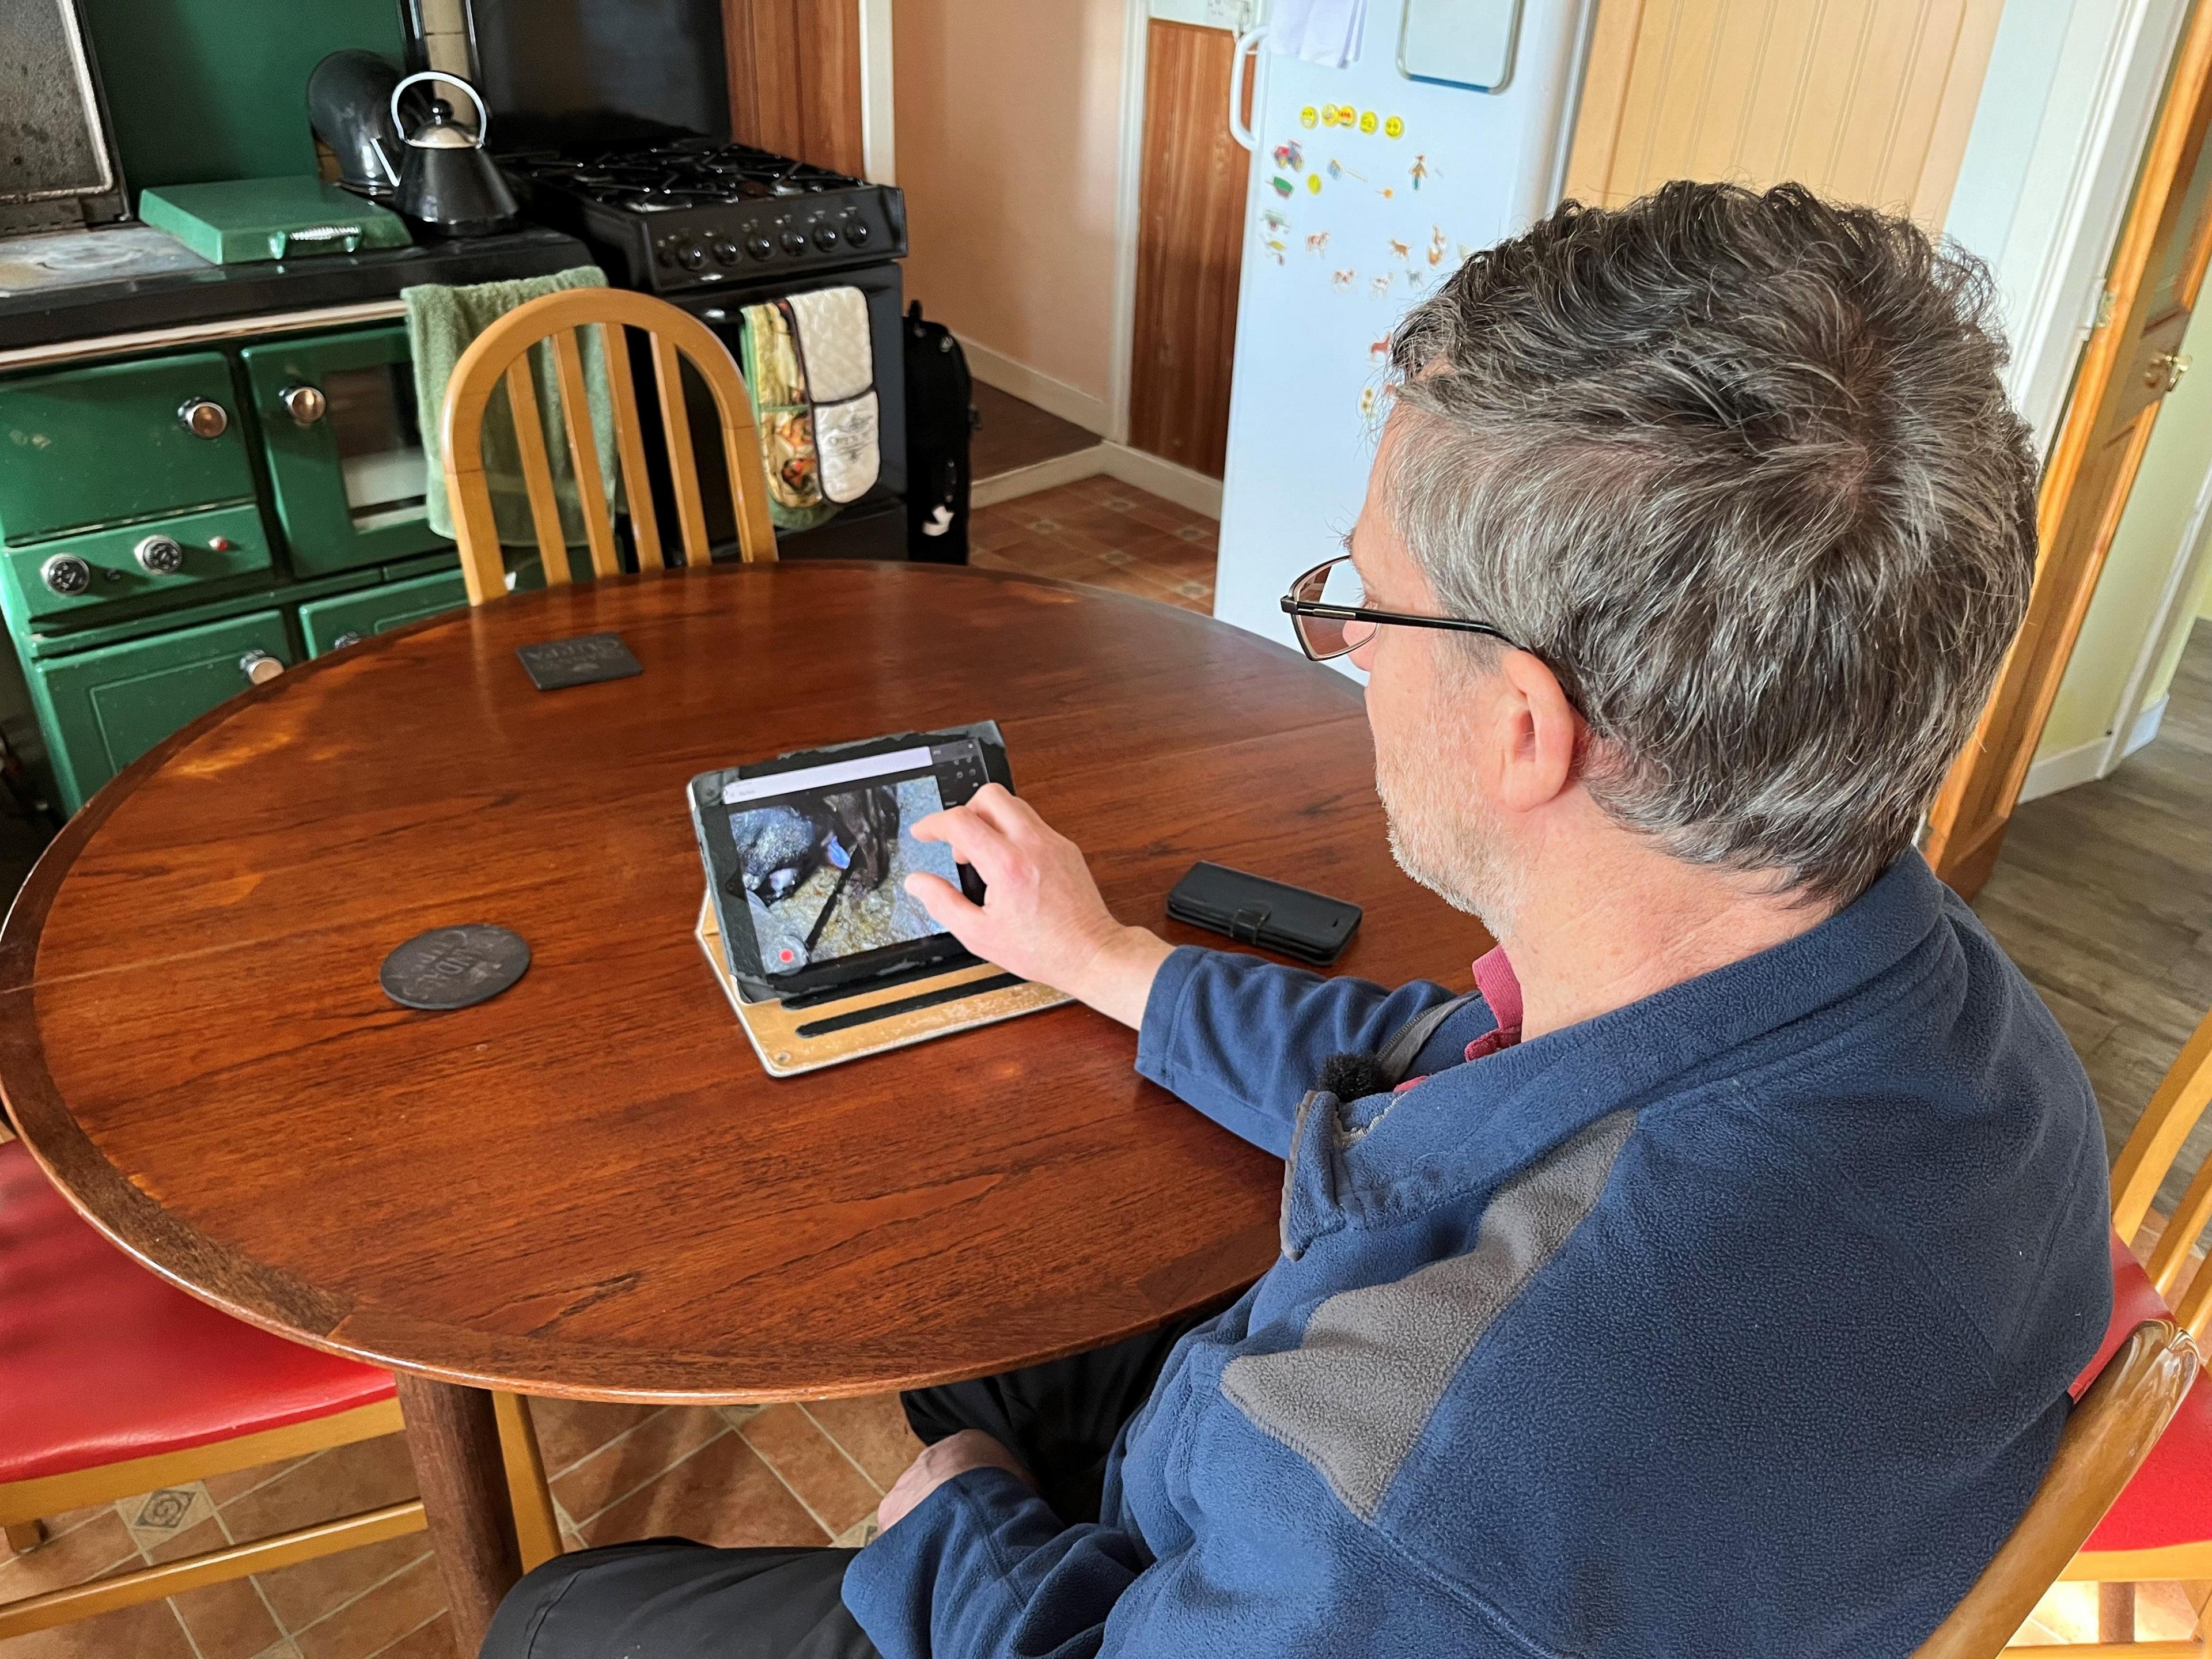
[1166,862,1362,965]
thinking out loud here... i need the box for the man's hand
[906,785,1172,1028]
[877,1430,1032,1533]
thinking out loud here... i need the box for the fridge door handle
[1228,25,1268,151]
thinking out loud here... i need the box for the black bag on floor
[903,301,976,564]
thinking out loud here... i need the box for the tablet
[688,722,1012,999]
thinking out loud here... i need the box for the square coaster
[516,632,643,691]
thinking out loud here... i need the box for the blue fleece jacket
[842,851,2112,1656]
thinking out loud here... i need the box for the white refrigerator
[1210,0,1594,653]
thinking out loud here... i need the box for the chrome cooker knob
[238,650,284,686]
[40,554,92,596]
[780,228,807,255]
[712,238,741,266]
[844,218,870,247]
[675,239,708,271]
[178,397,229,439]
[134,535,186,574]
[281,383,327,425]
[745,233,774,260]
[812,222,840,250]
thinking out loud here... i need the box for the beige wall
[893,0,1128,416]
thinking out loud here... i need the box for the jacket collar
[1281,851,1950,1255]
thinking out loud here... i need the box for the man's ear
[1493,649,1580,813]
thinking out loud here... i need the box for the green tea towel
[406,265,621,548]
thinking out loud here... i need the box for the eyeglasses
[1278,554,1521,662]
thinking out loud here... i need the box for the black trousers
[479,1301,1226,1659]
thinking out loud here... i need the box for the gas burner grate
[517,141,865,210]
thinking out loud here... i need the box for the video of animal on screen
[728,779,960,975]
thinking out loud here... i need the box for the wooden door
[1128,20,1253,479]
[1927,5,2212,897]
[724,0,865,177]
[1565,0,2003,222]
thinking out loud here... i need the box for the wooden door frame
[1927,0,2212,894]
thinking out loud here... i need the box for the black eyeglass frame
[1277,554,1522,663]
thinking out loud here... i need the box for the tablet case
[696,896,1070,1077]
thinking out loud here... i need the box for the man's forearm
[1065,925,1175,1029]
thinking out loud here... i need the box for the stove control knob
[675,238,708,271]
[280,383,326,426]
[745,233,775,260]
[844,219,871,247]
[177,397,229,439]
[332,630,365,651]
[812,222,840,250]
[712,238,742,266]
[781,229,808,256]
[238,650,284,687]
[134,535,187,574]
[40,554,92,596]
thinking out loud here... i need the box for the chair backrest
[2110,1003,2212,1341]
[440,286,778,605]
[1910,1318,2198,1659]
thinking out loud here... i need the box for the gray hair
[1387,181,2039,906]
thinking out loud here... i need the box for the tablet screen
[691,725,1007,997]
[724,750,960,977]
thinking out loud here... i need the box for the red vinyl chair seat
[0,1139,394,1486]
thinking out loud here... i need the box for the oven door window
[241,324,451,577]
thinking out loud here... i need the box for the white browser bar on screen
[720,746,934,805]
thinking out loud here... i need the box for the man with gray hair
[483,183,2112,1659]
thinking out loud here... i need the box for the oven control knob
[745,233,774,260]
[781,228,808,255]
[332,630,365,650]
[280,383,326,426]
[177,397,229,439]
[812,223,840,250]
[134,535,187,574]
[238,650,284,687]
[674,239,708,271]
[712,238,742,266]
[40,554,92,596]
[844,219,870,247]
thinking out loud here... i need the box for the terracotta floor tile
[581,1431,826,1551]
[253,1531,434,1637]
[738,1404,881,1533]
[551,1406,728,1527]
[168,1568,285,1659]
[0,1508,138,1602]
[138,1499,222,1565]
[202,1455,312,1509]
[368,1610,456,1658]
[0,1597,198,1659]
[526,1397,662,1480]
[1120,494,1213,537]
[802,1395,924,1491]
[292,1554,446,1659]
[219,1437,419,1542]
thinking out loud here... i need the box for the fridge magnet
[1272,139,1305,172]
[1262,208,1292,235]
[1359,387,1378,419]
[1359,110,1379,134]
[1320,103,1340,126]
[1332,268,1357,290]
[1368,334,1392,363]
[1385,115,1406,139]
[1407,267,1427,290]
[1378,187,1396,199]
[1271,175,1296,198]
[1327,158,1366,183]
[1301,105,1319,128]
[1262,237,1287,265]
[1307,174,1323,194]
[1410,154,1433,190]
[1429,227,1450,265]
[1387,238,1411,262]
[1305,230,1331,257]
[1370,274,1395,298]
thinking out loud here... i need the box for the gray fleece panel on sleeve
[1222,1109,1637,1521]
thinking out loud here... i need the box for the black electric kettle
[385,71,518,238]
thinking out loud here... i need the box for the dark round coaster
[380,925,532,1011]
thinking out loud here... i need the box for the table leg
[395,1374,523,1653]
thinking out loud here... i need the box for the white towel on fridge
[1268,0,1366,68]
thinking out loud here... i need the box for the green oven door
[241,324,450,577]
[298,565,469,656]
[28,609,293,812]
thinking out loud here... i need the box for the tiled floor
[968,477,1218,613]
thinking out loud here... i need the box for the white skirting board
[2018,694,2169,804]
[958,335,1111,435]
[971,442,1224,518]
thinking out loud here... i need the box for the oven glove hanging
[740,299,839,532]
[785,286,881,505]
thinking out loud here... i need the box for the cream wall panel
[1566,0,2006,224]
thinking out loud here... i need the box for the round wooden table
[0,562,1470,1647]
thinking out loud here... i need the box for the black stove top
[502,135,905,294]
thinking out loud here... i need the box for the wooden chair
[1919,1005,2212,1658]
[0,1137,562,1639]
[439,286,779,604]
